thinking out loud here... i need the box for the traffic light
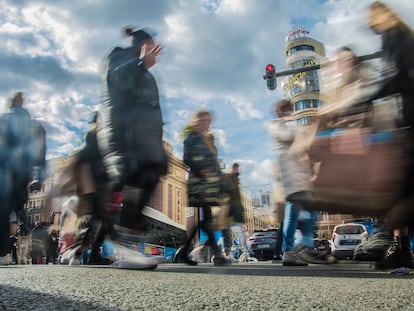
[263,64,277,90]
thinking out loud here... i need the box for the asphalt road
[1,261,413,311]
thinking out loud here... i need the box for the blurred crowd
[1,1,414,272]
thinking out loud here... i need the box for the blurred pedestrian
[0,92,46,265]
[221,162,248,260]
[174,110,230,266]
[267,99,334,266]
[366,1,414,269]
[319,46,378,130]
[76,112,114,265]
[46,229,59,264]
[97,26,168,269]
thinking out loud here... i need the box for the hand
[141,43,163,69]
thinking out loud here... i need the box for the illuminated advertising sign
[283,58,318,95]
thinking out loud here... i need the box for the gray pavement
[1,261,413,311]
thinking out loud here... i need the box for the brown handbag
[309,127,409,216]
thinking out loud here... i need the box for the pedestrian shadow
[0,284,123,311]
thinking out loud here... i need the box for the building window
[297,116,311,125]
[168,184,173,218]
[294,99,322,111]
[287,44,315,56]
[176,189,181,222]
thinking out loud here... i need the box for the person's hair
[335,46,358,66]
[370,1,413,34]
[123,26,154,47]
[191,109,212,127]
[8,92,24,108]
[274,99,293,117]
[232,162,239,169]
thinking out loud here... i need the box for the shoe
[173,247,198,265]
[374,236,413,270]
[0,254,11,265]
[88,254,113,265]
[353,232,393,261]
[60,246,82,265]
[112,242,158,270]
[296,246,337,264]
[69,255,82,266]
[282,250,308,266]
[174,255,198,265]
[213,256,232,266]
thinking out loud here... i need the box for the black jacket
[375,26,414,129]
[98,46,168,187]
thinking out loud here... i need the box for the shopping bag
[309,127,409,216]
[211,200,230,231]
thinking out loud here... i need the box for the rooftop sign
[286,25,310,41]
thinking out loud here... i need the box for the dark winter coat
[98,46,168,187]
[0,106,46,210]
[222,172,244,223]
[375,26,414,129]
[183,129,223,207]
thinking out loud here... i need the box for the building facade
[282,25,327,125]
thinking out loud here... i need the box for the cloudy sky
[0,0,411,195]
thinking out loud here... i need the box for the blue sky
[0,0,412,194]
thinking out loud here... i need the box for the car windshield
[252,230,277,238]
[335,226,364,235]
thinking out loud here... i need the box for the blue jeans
[282,192,315,252]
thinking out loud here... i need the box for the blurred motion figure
[97,26,168,269]
[0,92,46,265]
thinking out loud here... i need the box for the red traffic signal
[266,64,275,73]
[264,64,276,90]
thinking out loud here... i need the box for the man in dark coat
[98,27,168,232]
[0,92,46,265]
[96,27,168,270]
[221,163,245,258]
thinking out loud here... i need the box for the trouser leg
[120,166,160,230]
[199,205,221,256]
[282,201,299,252]
[222,226,232,255]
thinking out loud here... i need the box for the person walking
[97,26,168,269]
[267,99,334,266]
[221,162,247,260]
[0,92,46,265]
[174,110,230,266]
[76,112,114,265]
[366,1,414,269]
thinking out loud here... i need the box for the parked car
[246,228,279,261]
[314,238,331,253]
[342,218,376,235]
[331,223,369,259]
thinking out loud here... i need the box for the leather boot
[375,236,413,270]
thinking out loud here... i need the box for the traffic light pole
[273,51,383,78]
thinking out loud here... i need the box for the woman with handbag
[173,110,230,266]
[366,1,414,270]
